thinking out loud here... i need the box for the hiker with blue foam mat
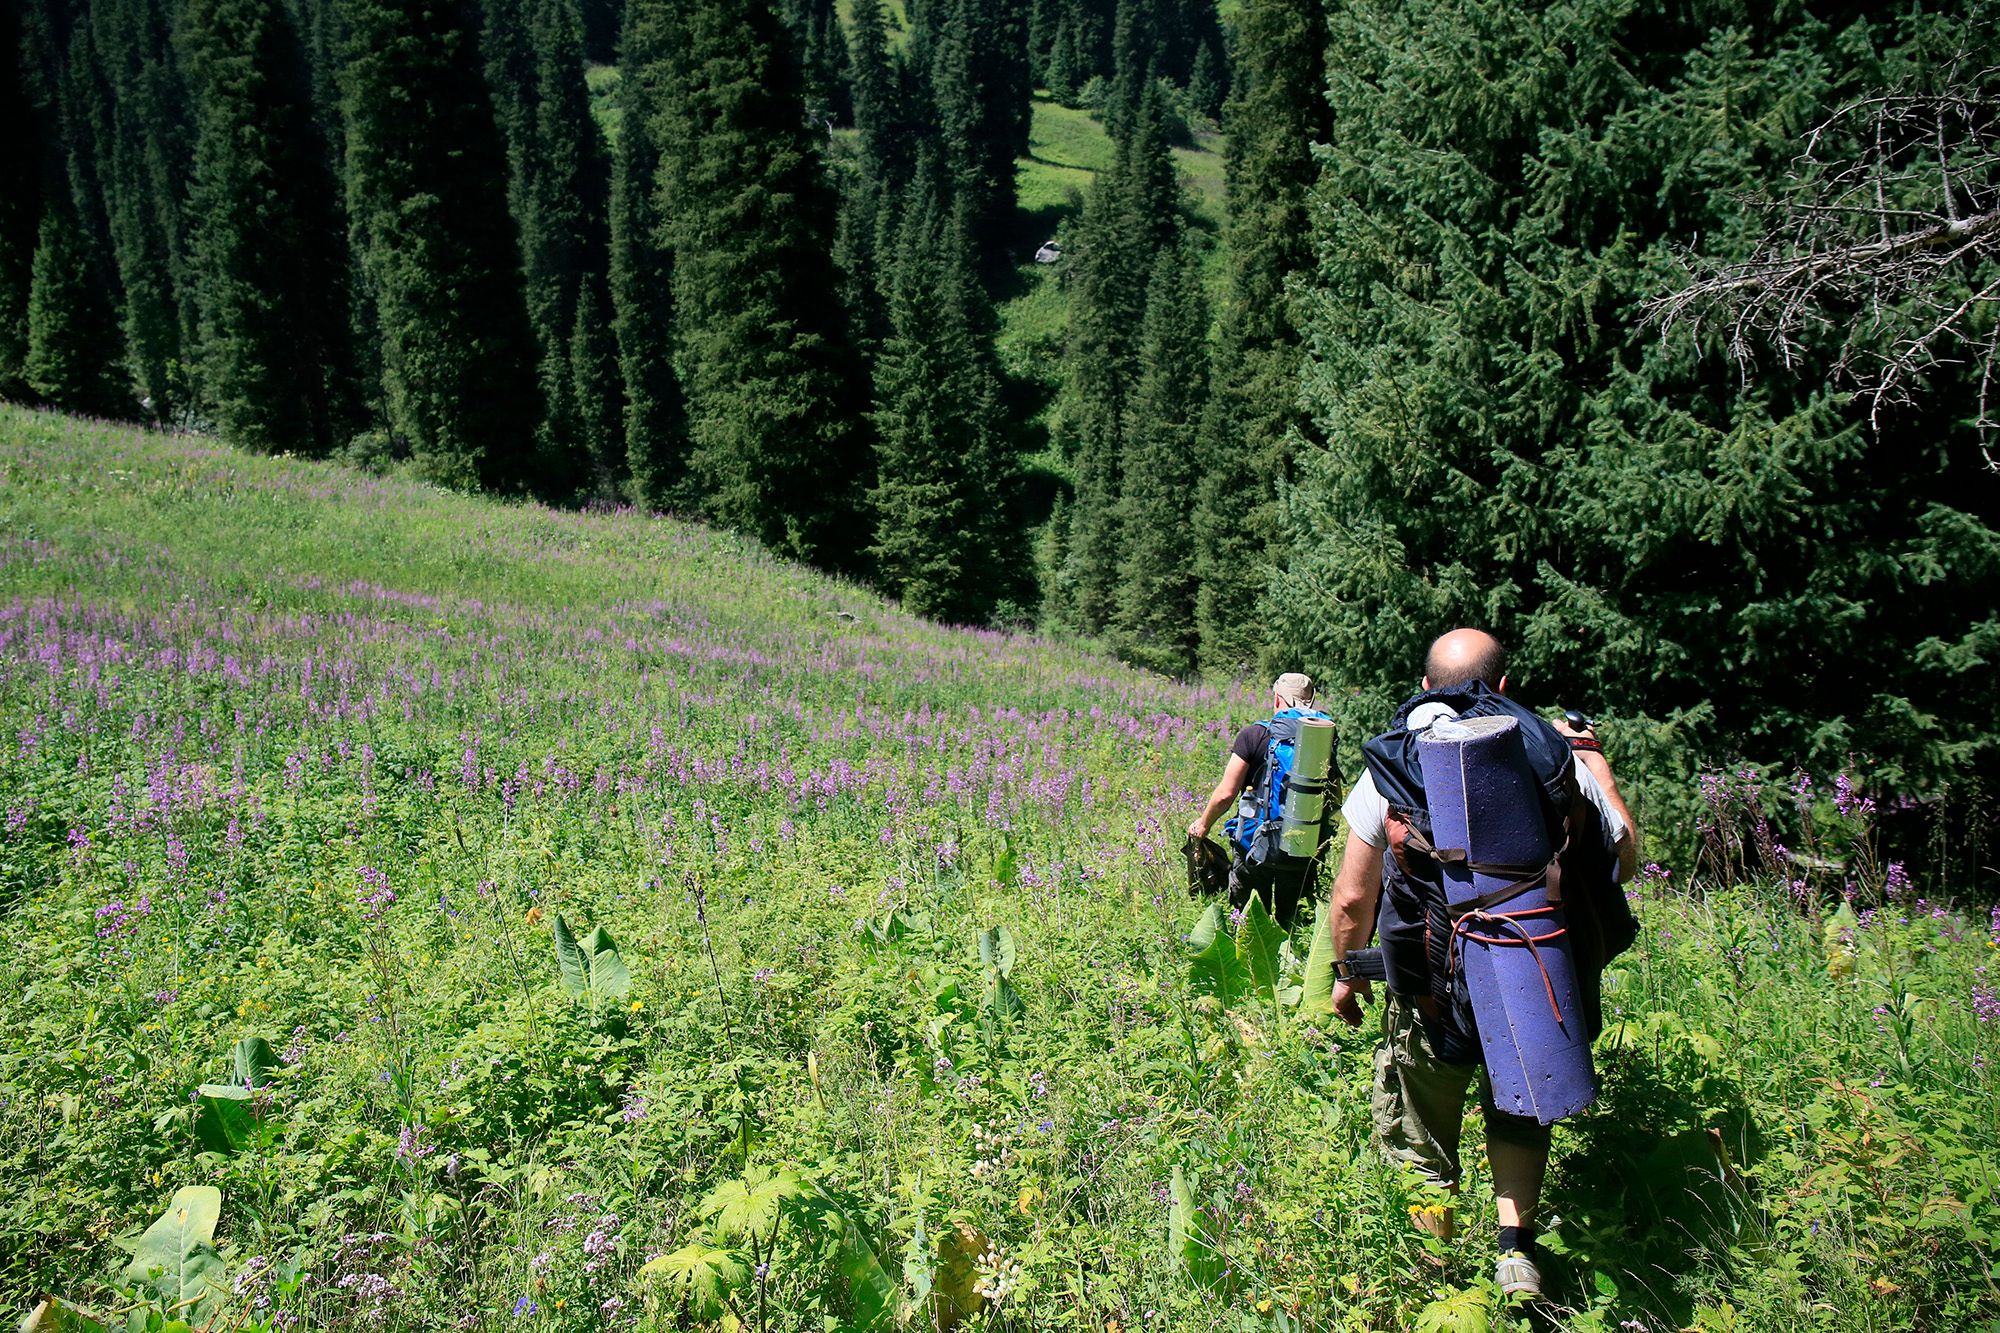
[1186,672,1339,928]
[1324,629,1640,1300]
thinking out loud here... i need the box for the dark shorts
[1227,856,1317,927]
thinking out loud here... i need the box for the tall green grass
[1,407,1993,1332]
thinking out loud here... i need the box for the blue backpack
[1225,708,1334,869]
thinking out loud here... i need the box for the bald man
[1324,629,1637,1300]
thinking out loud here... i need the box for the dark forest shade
[927,0,1031,267]
[338,0,542,492]
[485,0,612,499]
[0,2,43,398]
[86,0,194,421]
[640,0,874,571]
[181,0,357,454]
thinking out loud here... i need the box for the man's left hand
[1186,820,1209,842]
[1551,714,1594,742]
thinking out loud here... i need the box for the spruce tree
[870,169,1023,621]
[1186,33,1224,120]
[833,0,901,353]
[646,0,875,570]
[1191,0,1327,670]
[569,274,622,496]
[927,0,1031,267]
[1279,0,2000,827]
[339,0,541,491]
[0,1,42,398]
[483,0,611,498]
[1055,81,1180,633]
[1046,17,1080,104]
[42,15,135,416]
[1113,233,1206,672]
[608,0,686,510]
[88,0,194,419]
[790,0,852,126]
[25,202,127,415]
[180,0,356,454]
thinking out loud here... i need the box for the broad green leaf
[813,1198,902,1329]
[1298,917,1337,1018]
[900,1208,933,1310]
[700,1168,809,1243]
[231,1036,278,1089]
[1235,895,1288,1003]
[553,916,630,1006]
[977,925,1016,977]
[552,914,588,998]
[120,1187,227,1323]
[1166,1167,1225,1290]
[193,1085,255,1154]
[992,834,1018,891]
[1189,927,1248,1006]
[638,1243,747,1321]
[983,975,1024,1023]
[1187,902,1225,952]
[582,924,631,1000]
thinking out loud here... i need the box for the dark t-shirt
[1230,723,1270,768]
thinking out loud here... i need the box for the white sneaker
[1495,1251,1543,1299]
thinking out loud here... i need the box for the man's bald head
[1424,628,1507,690]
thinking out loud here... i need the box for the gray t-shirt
[1340,758,1627,878]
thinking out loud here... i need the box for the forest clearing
[3,407,1995,1331]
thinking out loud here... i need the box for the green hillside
[1003,98,1229,430]
[2,407,1995,1332]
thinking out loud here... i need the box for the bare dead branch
[1646,62,2000,463]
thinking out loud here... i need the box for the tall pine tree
[642,0,874,570]
[339,0,540,491]
[88,0,194,419]
[870,167,1024,621]
[482,0,613,498]
[831,0,903,354]
[569,274,622,494]
[1278,0,2000,832]
[25,200,127,415]
[181,0,356,454]
[609,0,687,510]
[1113,231,1207,672]
[1191,0,1328,669]
[1052,79,1180,634]
[0,0,43,398]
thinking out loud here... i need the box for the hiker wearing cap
[1186,673,1337,927]
[1322,629,1639,1300]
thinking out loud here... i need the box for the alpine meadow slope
[2,405,1997,1332]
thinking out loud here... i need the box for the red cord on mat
[1448,905,1570,1024]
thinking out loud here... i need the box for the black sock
[1497,1225,1529,1256]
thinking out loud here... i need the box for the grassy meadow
[1,405,1996,1332]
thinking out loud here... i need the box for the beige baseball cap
[1272,672,1315,706]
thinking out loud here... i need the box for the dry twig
[1646,61,2000,464]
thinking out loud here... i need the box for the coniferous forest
[4,0,1999,846]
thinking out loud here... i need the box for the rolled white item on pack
[1277,717,1336,858]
